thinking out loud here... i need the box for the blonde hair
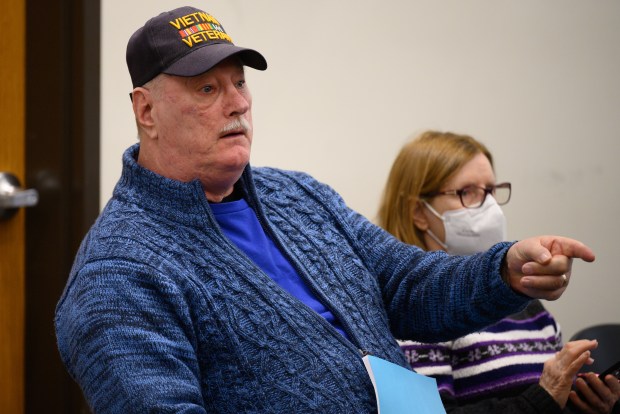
[377,130,493,249]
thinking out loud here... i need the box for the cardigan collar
[112,143,255,227]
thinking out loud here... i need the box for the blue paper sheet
[363,355,446,414]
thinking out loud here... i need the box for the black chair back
[569,323,620,374]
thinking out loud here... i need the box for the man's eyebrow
[183,75,210,88]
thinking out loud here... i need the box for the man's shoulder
[80,199,171,257]
[250,166,322,191]
[251,166,313,181]
[248,166,347,214]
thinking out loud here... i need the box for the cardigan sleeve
[306,176,531,343]
[55,259,207,414]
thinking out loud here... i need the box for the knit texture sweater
[400,300,564,413]
[55,144,530,413]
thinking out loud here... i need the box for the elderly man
[55,6,596,413]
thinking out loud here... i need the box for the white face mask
[423,196,507,255]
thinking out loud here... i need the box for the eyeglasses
[422,182,511,209]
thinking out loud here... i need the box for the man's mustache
[220,117,251,135]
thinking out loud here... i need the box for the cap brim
[163,43,267,77]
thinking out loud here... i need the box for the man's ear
[412,199,429,231]
[132,87,156,140]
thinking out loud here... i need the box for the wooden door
[0,0,26,412]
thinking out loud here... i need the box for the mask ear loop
[425,228,448,250]
[421,201,448,250]
[422,200,444,221]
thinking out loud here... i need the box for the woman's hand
[568,371,620,413]
[538,340,598,408]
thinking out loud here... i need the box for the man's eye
[202,85,213,93]
[236,79,246,88]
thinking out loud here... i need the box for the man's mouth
[221,129,245,138]
[220,117,251,138]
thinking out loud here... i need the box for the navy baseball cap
[126,6,267,88]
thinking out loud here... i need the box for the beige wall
[101,0,620,341]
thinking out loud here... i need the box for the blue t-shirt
[210,198,348,339]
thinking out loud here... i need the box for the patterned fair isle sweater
[55,144,541,414]
[400,300,565,413]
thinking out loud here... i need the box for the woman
[377,130,620,413]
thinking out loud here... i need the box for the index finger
[544,236,596,263]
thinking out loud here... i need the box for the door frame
[24,0,100,412]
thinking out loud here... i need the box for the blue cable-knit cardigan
[55,144,529,413]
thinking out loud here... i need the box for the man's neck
[207,181,242,203]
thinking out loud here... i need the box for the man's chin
[221,154,251,173]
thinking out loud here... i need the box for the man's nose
[223,86,250,116]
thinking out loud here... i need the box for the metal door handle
[0,172,39,220]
